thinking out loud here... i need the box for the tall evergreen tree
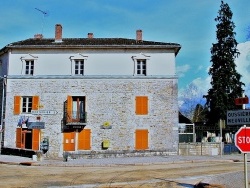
[204,1,245,125]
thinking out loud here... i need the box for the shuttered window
[135,96,148,115]
[78,129,91,150]
[13,96,40,114]
[135,129,148,150]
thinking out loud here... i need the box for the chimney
[34,34,43,39]
[55,24,62,42]
[87,33,94,39]
[136,29,142,41]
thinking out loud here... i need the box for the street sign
[235,127,250,153]
[31,110,58,115]
[235,97,249,105]
[227,109,250,125]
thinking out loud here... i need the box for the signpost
[233,95,249,188]
[235,127,250,153]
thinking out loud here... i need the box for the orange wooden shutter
[14,96,21,115]
[135,129,148,150]
[67,96,73,123]
[32,96,39,110]
[63,132,75,151]
[135,96,148,115]
[32,129,40,150]
[16,128,22,148]
[78,129,91,150]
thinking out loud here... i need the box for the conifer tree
[204,1,245,125]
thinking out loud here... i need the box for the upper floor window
[74,60,84,75]
[70,53,88,76]
[132,53,150,76]
[20,54,38,75]
[25,60,34,75]
[137,60,146,76]
[65,95,87,124]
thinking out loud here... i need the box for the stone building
[0,24,181,158]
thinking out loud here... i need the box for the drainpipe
[0,76,6,154]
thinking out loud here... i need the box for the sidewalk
[0,153,245,167]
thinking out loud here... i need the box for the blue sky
[1,0,250,107]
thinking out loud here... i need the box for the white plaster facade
[0,24,181,158]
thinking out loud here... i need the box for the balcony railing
[64,111,87,125]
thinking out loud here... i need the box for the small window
[74,60,84,75]
[25,60,34,75]
[136,60,146,75]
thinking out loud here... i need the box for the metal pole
[243,93,248,188]
[220,119,222,157]
[244,151,248,188]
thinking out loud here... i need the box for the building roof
[0,38,181,55]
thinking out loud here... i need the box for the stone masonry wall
[4,78,179,158]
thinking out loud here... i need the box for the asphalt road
[0,155,249,188]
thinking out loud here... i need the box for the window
[74,60,84,75]
[22,97,33,113]
[136,60,146,75]
[25,60,34,75]
[13,96,39,115]
[66,96,86,123]
[135,96,148,115]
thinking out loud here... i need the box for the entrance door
[135,129,148,150]
[16,128,40,150]
[78,129,91,150]
[63,132,75,151]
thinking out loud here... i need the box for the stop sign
[235,127,250,153]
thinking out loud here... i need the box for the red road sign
[235,127,250,153]
[235,97,249,105]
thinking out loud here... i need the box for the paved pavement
[0,153,248,188]
[0,153,245,166]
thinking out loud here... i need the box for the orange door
[16,128,22,148]
[63,132,75,151]
[78,129,91,150]
[135,129,148,150]
[32,129,40,150]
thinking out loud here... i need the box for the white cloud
[236,41,250,88]
[176,64,190,77]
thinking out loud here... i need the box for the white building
[0,24,181,158]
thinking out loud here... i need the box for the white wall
[8,49,176,76]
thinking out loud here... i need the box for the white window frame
[69,53,88,76]
[136,59,147,76]
[25,60,34,75]
[74,60,84,75]
[20,54,38,75]
[22,97,33,113]
[131,53,150,76]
